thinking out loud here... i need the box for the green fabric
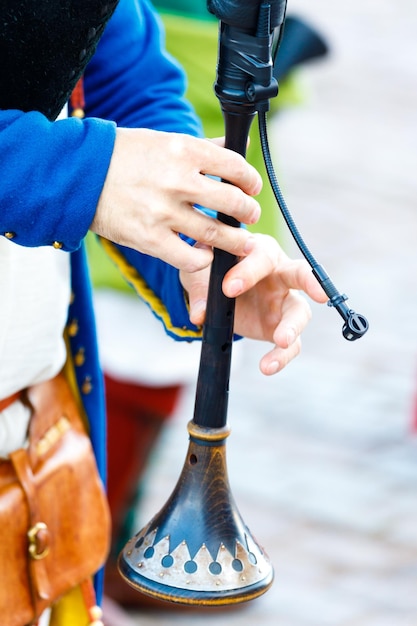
[153,0,213,20]
[86,233,129,291]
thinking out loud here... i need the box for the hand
[180,234,328,375]
[91,129,262,271]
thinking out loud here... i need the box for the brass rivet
[67,319,79,337]
[4,231,15,239]
[52,241,63,249]
[74,347,85,367]
[71,108,85,119]
[81,377,92,395]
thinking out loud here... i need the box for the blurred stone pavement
[116,1,417,624]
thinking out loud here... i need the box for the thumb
[180,265,210,326]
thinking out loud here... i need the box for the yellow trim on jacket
[98,237,202,340]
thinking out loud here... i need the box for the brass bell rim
[187,420,231,442]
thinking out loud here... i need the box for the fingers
[222,234,327,304]
[138,211,256,273]
[180,259,210,325]
[275,258,328,304]
[259,338,302,376]
[161,237,214,274]
[258,291,311,375]
[194,175,261,226]
[271,289,312,350]
[202,138,262,197]
[94,129,264,272]
[177,207,257,262]
[181,245,316,376]
[165,132,262,201]
[222,233,278,298]
[178,136,262,225]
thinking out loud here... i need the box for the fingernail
[191,300,206,320]
[249,203,261,224]
[251,172,263,196]
[243,236,255,255]
[286,328,297,346]
[266,360,280,375]
[227,278,243,297]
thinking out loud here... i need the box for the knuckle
[182,258,205,274]
[232,190,248,216]
[167,133,189,159]
[231,153,247,178]
[182,248,212,275]
[142,230,159,253]
[202,220,219,245]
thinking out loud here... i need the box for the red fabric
[70,77,85,111]
[104,374,181,418]
[104,374,182,536]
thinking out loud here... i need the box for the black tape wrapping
[207,0,286,31]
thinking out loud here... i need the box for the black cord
[258,109,316,267]
[258,110,369,340]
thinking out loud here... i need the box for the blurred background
[123,1,417,624]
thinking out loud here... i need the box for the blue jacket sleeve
[0,0,201,254]
[0,0,203,337]
[82,0,204,338]
[0,111,116,251]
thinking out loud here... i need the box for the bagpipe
[118,0,368,607]
[0,0,368,608]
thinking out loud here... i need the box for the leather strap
[0,391,21,412]
[10,448,51,604]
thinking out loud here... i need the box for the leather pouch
[0,373,111,626]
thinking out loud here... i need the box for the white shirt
[0,238,70,455]
[0,104,71,457]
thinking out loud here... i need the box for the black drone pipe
[193,0,284,430]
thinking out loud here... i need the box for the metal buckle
[28,522,50,560]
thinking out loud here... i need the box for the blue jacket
[0,0,204,482]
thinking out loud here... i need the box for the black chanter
[118,0,368,606]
